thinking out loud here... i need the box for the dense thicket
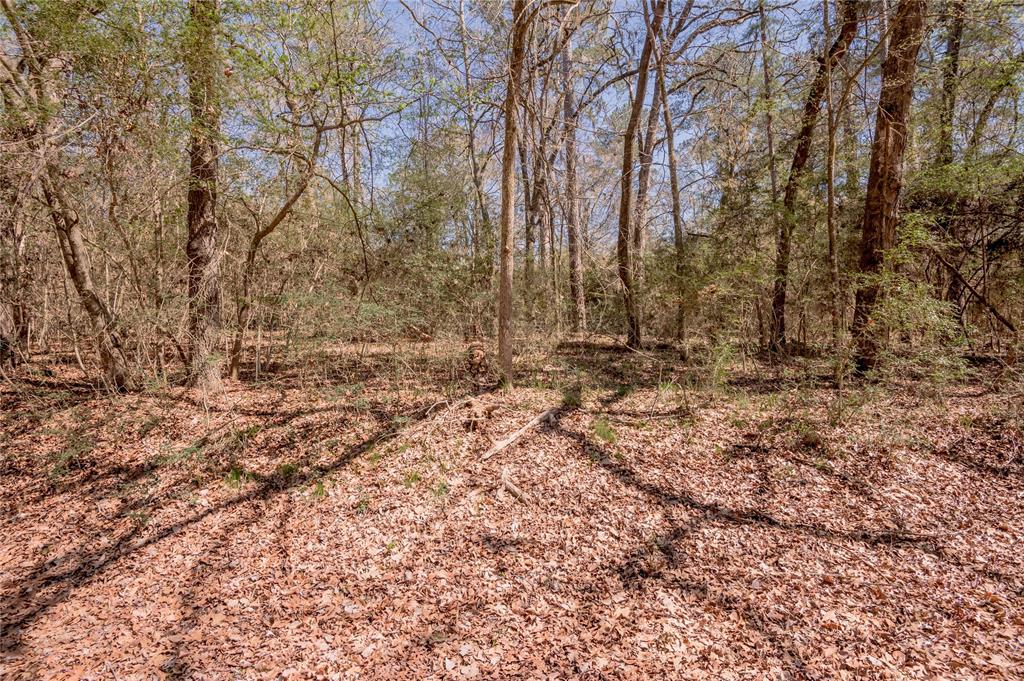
[1,0,1021,388]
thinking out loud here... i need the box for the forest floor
[2,340,1023,680]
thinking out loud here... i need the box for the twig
[482,408,558,460]
[500,467,532,505]
[931,247,1017,333]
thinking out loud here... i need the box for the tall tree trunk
[824,0,842,347]
[498,0,528,384]
[458,0,493,281]
[185,0,223,391]
[759,0,780,204]
[936,0,964,165]
[852,0,928,372]
[632,61,664,319]
[769,0,860,352]
[616,0,666,349]
[518,131,534,296]
[562,34,586,334]
[656,47,686,341]
[0,180,26,366]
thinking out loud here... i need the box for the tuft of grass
[277,462,300,481]
[127,510,150,528]
[48,433,94,481]
[231,424,262,448]
[224,465,251,489]
[311,478,327,499]
[403,470,422,487]
[593,418,617,444]
[432,480,449,497]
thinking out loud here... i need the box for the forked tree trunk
[498,0,529,384]
[769,0,860,352]
[185,0,223,391]
[852,0,928,372]
[616,0,666,350]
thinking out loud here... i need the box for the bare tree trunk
[936,0,964,165]
[561,34,586,334]
[632,61,664,320]
[42,169,132,388]
[853,0,928,372]
[0,180,25,365]
[824,0,841,347]
[759,0,780,205]
[656,51,687,341]
[616,0,666,349]
[185,0,223,391]
[518,131,534,296]
[498,0,529,384]
[769,0,860,352]
[458,0,493,280]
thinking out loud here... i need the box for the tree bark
[498,0,529,384]
[518,130,534,296]
[458,0,493,279]
[824,0,842,347]
[759,0,780,205]
[769,0,860,352]
[632,60,664,312]
[185,0,223,391]
[0,180,26,366]
[656,45,687,341]
[616,0,666,350]
[936,0,964,166]
[852,0,928,372]
[561,35,586,334]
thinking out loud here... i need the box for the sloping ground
[2,349,1023,680]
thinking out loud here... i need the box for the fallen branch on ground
[500,467,532,504]
[482,408,557,460]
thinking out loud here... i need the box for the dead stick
[931,248,1017,333]
[501,467,532,504]
[482,408,557,460]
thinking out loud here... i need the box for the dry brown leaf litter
[2,346,1023,679]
